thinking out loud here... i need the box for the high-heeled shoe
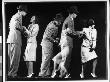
[80,73,84,78]
[51,72,57,78]
[64,73,71,78]
[91,73,97,78]
[27,73,34,78]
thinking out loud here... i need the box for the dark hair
[87,19,95,26]
[54,13,64,22]
[67,6,79,14]
[31,15,39,24]
[17,5,28,13]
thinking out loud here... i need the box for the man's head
[68,6,79,18]
[17,5,27,16]
[54,13,64,25]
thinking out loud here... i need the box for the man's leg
[8,44,11,73]
[8,44,21,77]
[39,43,53,77]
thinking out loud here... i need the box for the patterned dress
[81,28,97,63]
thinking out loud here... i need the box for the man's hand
[54,38,59,44]
[22,26,27,31]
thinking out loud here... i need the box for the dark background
[5,1,107,80]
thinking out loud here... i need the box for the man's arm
[44,26,59,43]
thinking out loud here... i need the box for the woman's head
[30,15,38,24]
[87,19,95,28]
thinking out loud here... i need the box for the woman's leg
[51,52,62,78]
[51,62,59,78]
[80,63,86,78]
[91,58,97,77]
[80,64,84,78]
[59,47,71,78]
[28,61,33,76]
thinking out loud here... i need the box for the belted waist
[16,28,21,32]
[81,45,89,48]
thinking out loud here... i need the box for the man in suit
[52,6,79,78]
[7,5,27,78]
[39,13,64,78]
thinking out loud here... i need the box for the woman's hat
[68,6,79,14]
[17,5,28,13]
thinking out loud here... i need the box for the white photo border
[2,0,109,82]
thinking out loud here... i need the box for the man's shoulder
[47,21,55,28]
[11,13,21,21]
[12,13,19,17]
[63,17,69,24]
[64,17,73,23]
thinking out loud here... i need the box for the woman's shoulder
[33,24,39,29]
[83,27,88,31]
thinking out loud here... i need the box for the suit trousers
[8,43,21,77]
[39,41,53,77]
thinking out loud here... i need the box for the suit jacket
[42,21,58,44]
[60,16,75,48]
[7,12,23,46]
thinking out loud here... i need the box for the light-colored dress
[24,24,39,61]
[81,28,97,63]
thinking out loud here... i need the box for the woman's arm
[29,24,39,37]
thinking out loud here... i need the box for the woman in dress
[78,19,98,78]
[24,16,39,77]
